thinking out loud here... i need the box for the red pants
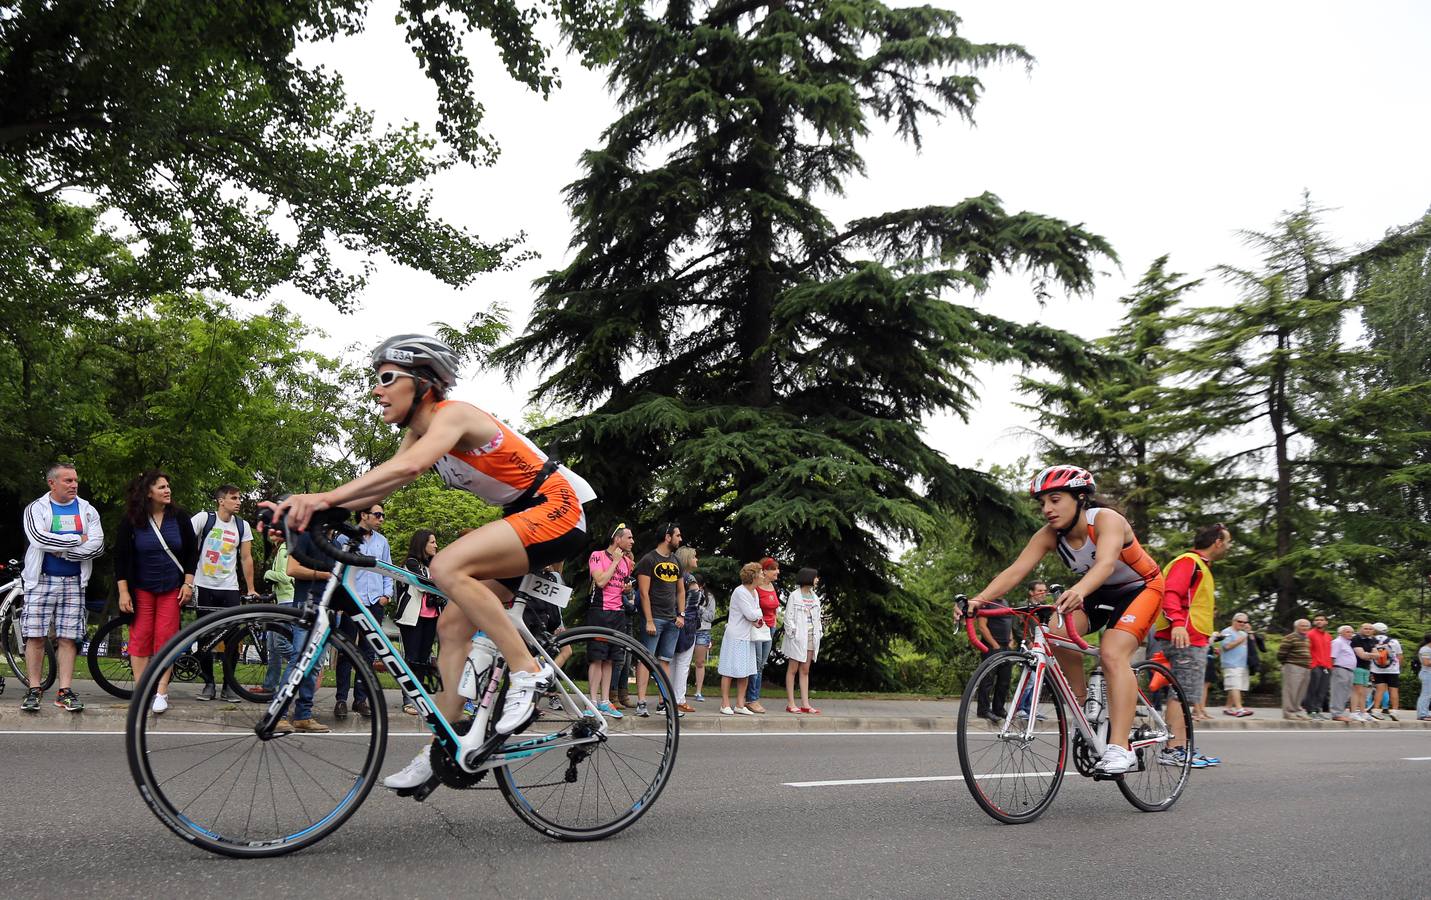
[130,587,183,656]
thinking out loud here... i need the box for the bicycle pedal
[396,775,441,802]
[1090,771,1126,783]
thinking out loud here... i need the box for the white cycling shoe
[495,663,554,734]
[1095,744,1139,775]
[383,746,434,790]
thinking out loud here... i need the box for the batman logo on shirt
[654,561,681,583]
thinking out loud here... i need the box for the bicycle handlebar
[956,592,1092,653]
[258,505,375,570]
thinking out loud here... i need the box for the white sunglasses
[375,370,419,388]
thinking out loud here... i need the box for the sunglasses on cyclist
[374,370,419,388]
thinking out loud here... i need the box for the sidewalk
[3,680,1428,733]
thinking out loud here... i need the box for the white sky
[270,0,1431,468]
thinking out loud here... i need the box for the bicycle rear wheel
[3,602,57,691]
[88,615,137,699]
[127,605,385,857]
[1116,659,1192,811]
[956,650,1068,824]
[495,626,679,841]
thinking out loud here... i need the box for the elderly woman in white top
[718,562,766,716]
[782,567,824,713]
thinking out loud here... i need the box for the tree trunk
[1269,325,1298,627]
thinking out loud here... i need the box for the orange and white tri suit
[430,401,596,557]
[1054,507,1164,640]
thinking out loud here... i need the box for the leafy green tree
[1017,256,1235,545]
[383,474,502,562]
[1167,199,1431,626]
[496,1,1114,685]
[0,0,616,310]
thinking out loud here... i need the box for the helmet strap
[398,376,433,429]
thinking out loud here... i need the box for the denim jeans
[640,616,681,662]
[746,638,772,702]
[335,605,383,704]
[263,621,296,692]
[1417,669,1431,719]
[275,602,319,721]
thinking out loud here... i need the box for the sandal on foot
[786,705,802,713]
[799,707,821,714]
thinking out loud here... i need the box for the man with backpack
[191,484,256,702]
[1367,622,1403,720]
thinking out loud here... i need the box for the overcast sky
[275,0,1431,470]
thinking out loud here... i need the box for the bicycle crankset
[429,719,491,790]
[1072,730,1100,778]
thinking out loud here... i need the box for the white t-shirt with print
[191,511,251,591]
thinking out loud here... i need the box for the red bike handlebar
[957,599,1092,653]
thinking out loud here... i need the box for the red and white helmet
[1029,465,1096,498]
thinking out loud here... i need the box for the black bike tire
[1116,659,1193,812]
[88,614,137,699]
[221,621,291,702]
[127,604,386,858]
[3,604,57,691]
[494,625,680,841]
[956,650,1068,825]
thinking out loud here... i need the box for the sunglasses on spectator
[365,511,385,518]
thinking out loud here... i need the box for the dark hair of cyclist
[406,529,436,564]
[1192,523,1229,550]
[125,469,174,527]
[795,567,818,587]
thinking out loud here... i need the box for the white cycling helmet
[370,334,461,391]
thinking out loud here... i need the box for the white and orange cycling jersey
[430,401,595,547]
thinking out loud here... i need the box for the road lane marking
[1402,756,1431,760]
[785,772,1055,788]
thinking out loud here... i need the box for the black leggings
[398,617,439,672]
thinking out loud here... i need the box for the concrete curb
[2,699,1428,733]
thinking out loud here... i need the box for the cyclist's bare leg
[428,520,540,722]
[1100,629,1138,749]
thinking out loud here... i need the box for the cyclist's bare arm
[964,529,1056,615]
[272,404,495,530]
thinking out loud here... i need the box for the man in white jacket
[20,462,105,712]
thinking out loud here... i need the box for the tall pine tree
[499,0,1113,684]
[1017,256,1234,545]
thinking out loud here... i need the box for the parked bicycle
[955,592,1192,824]
[0,559,57,692]
[127,508,679,857]
[88,594,279,700]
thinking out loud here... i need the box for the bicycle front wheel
[495,626,679,841]
[1116,659,1192,812]
[3,603,56,691]
[88,615,137,699]
[127,605,386,857]
[956,650,1068,824]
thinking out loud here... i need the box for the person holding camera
[586,524,635,718]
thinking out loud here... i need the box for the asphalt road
[2,728,1427,899]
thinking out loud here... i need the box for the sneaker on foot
[733,706,756,717]
[692,693,705,702]
[636,701,650,718]
[383,746,435,790]
[719,705,735,716]
[1192,749,1221,766]
[495,663,553,734]
[1095,744,1139,775]
[55,688,84,712]
[1385,711,1398,721]
[1369,710,1386,720]
[547,694,564,712]
[21,688,41,712]
[1158,747,1209,769]
[152,692,169,715]
[219,687,242,704]
[596,700,624,719]
[197,683,216,702]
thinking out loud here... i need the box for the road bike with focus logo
[126,508,679,857]
[955,592,1192,823]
